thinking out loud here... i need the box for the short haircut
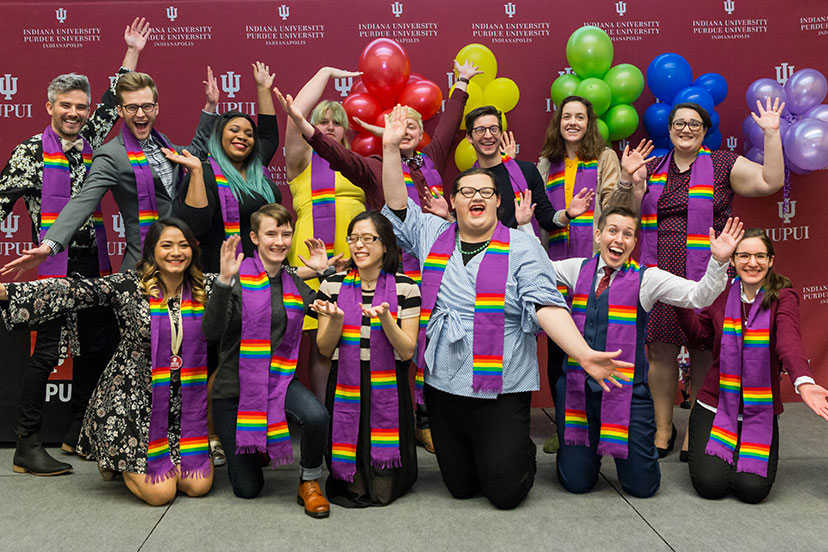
[47,73,91,104]
[464,105,503,136]
[250,203,294,234]
[310,100,349,133]
[115,71,158,104]
[402,106,423,132]
[668,102,712,130]
[450,167,499,197]
[345,211,400,274]
[598,205,641,234]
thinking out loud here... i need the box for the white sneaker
[210,437,226,467]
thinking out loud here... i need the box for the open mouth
[469,204,486,217]
[232,141,248,151]
[607,245,625,261]
[134,121,149,133]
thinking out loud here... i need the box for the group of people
[2,22,827,514]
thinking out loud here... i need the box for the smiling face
[221,116,255,167]
[595,213,638,269]
[451,172,500,237]
[46,89,90,140]
[398,117,424,157]
[669,107,706,154]
[250,216,293,267]
[314,108,346,144]
[117,87,158,141]
[559,100,588,146]
[466,113,502,159]
[348,218,387,272]
[153,226,193,278]
[732,236,773,288]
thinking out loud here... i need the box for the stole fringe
[144,464,179,484]
[370,457,402,470]
[269,456,294,470]
[706,447,735,466]
[180,464,213,480]
[236,445,267,456]
[564,437,588,448]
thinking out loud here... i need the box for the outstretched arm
[362,302,419,361]
[382,106,411,210]
[121,17,151,71]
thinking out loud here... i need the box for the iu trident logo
[0,213,19,238]
[113,213,126,238]
[334,77,353,97]
[723,0,735,14]
[278,4,290,20]
[221,71,241,99]
[0,74,18,101]
[391,1,403,17]
[778,200,796,224]
[775,63,795,86]
[166,6,178,21]
[504,2,515,18]
[726,136,737,151]
[55,8,67,23]
[615,1,627,16]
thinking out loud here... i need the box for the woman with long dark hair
[1,218,216,505]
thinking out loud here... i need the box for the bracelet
[564,210,572,221]
[457,77,470,84]
[316,266,336,280]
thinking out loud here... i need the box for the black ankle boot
[62,419,83,454]
[13,434,73,476]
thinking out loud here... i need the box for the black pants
[17,249,115,440]
[425,384,536,510]
[213,379,329,499]
[688,403,779,504]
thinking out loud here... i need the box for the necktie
[595,266,614,298]
[61,138,84,152]
[403,154,424,169]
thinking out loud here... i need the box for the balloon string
[783,168,791,213]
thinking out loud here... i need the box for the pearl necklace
[456,232,490,255]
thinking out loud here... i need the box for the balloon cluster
[744,68,828,175]
[642,52,728,156]
[549,26,644,143]
[452,44,521,171]
[343,39,443,157]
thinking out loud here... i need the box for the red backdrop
[2,0,826,405]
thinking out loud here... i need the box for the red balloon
[374,108,394,127]
[358,39,411,108]
[351,132,382,157]
[352,80,367,95]
[398,79,444,121]
[407,73,425,85]
[417,131,431,150]
[342,93,382,132]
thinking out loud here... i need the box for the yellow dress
[288,161,367,330]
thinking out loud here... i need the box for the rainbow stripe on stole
[215,173,240,239]
[179,436,209,457]
[147,438,170,461]
[742,386,773,406]
[148,298,170,392]
[236,411,267,432]
[310,185,336,255]
[719,373,741,395]
[180,366,207,387]
[239,272,269,290]
[570,293,588,314]
[564,408,588,429]
[599,423,629,446]
[331,443,357,463]
[371,428,400,449]
[240,339,270,359]
[545,169,569,246]
[128,149,157,230]
[270,355,298,377]
[743,328,770,348]
[471,239,508,381]
[266,421,290,444]
[709,425,738,451]
[722,317,742,338]
[739,441,771,462]
[42,152,70,170]
[334,383,360,404]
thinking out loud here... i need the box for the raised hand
[124,17,151,51]
[514,189,536,226]
[0,244,51,279]
[382,104,407,148]
[161,148,202,172]
[361,301,391,320]
[577,348,633,392]
[310,299,344,320]
[273,87,305,124]
[421,188,451,220]
[709,216,744,263]
[620,138,656,179]
[203,66,219,111]
[218,235,244,285]
[567,187,595,220]
[298,238,331,273]
[752,97,784,132]
[251,61,275,89]
[454,59,483,81]
[500,131,517,159]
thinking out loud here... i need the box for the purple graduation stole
[706,279,773,477]
[418,223,511,396]
[236,252,304,466]
[310,153,337,257]
[121,126,181,247]
[400,152,443,285]
[147,285,210,482]
[475,153,540,237]
[39,125,111,279]
[544,158,597,261]
[210,156,242,254]
[331,269,400,481]
[640,147,713,281]
[564,255,639,459]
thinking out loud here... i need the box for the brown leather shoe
[415,427,435,454]
[296,480,330,518]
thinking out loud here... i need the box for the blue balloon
[643,102,672,137]
[693,73,728,105]
[703,128,722,150]
[652,135,671,149]
[672,86,715,118]
[710,110,720,131]
[646,53,693,104]
[651,148,670,159]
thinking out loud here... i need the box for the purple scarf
[706,279,773,477]
[419,223,511,396]
[147,285,210,482]
[544,158,597,261]
[400,152,443,285]
[39,125,111,278]
[236,252,304,466]
[331,269,400,481]
[475,154,540,237]
[209,156,243,255]
[640,147,713,281]
[564,255,639,459]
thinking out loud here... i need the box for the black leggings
[687,403,779,504]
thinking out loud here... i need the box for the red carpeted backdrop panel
[1,0,826,410]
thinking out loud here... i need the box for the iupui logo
[504,2,516,18]
[776,63,795,85]
[617,138,630,152]
[55,8,67,23]
[0,74,18,101]
[334,77,353,97]
[778,200,796,224]
[391,1,403,17]
[113,213,125,238]
[558,67,574,77]
[278,4,290,20]
[615,1,627,16]
[726,136,737,151]
[545,98,554,113]
[0,213,19,238]
[221,71,241,98]
[166,6,178,21]
[723,0,735,15]
[446,71,456,89]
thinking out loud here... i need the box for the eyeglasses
[471,125,502,137]
[733,252,770,263]
[456,186,497,199]
[671,119,703,132]
[345,234,381,244]
[122,103,157,115]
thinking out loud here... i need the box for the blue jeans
[213,378,329,499]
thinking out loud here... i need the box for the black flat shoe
[679,450,689,463]
[657,424,678,459]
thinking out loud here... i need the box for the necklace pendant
[170,354,183,370]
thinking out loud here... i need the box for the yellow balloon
[483,77,520,113]
[451,81,484,130]
[455,43,498,88]
[501,112,508,132]
[454,140,478,171]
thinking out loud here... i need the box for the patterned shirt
[138,137,176,198]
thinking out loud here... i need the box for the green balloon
[550,74,581,107]
[596,119,610,144]
[574,78,612,116]
[603,104,639,141]
[566,26,614,79]
[603,63,645,106]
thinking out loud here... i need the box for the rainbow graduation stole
[544,157,597,261]
[640,147,713,281]
[706,278,773,477]
[400,152,443,285]
[310,152,337,257]
[147,285,209,482]
[210,156,242,254]
[418,222,511,395]
[331,269,401,481]
[564,255,640,459]
[121,125,180,248]
[474,153,540,237]
[39,125,111,279]
[236,251,304,466]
